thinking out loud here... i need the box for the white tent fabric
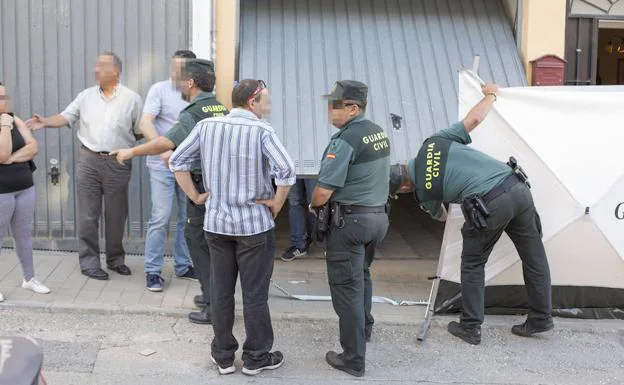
[438,70,624,295]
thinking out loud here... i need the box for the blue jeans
[144,169,192,276]
[287,178,316,249]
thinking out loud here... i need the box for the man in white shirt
[27,52,141,280]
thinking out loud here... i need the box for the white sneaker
[22,278,51,294]
[0,291,4,302]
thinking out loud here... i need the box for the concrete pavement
[2,248,624,384]
[0,248,434,324]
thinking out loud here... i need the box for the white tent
[430,71,624,320]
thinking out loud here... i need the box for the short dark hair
[183,67,215,93]
[99,51,122,72]
[173,50,196,59]
[232,79,265,108]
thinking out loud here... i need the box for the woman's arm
[3,116,38,164]
[0,113,14,163]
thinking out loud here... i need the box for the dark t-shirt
[0,122,34,193]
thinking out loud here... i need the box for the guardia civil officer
[111,59,228,325]
[389,83,553,345]
[310,80,390,377]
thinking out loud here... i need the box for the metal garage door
[0,0,190,253]
[239,0,527,175]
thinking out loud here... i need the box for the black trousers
[325,212,388,371]
[205,229,275,367]
[185,177,211,305]
[460,182,552,327]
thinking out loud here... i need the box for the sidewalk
[0,248,437,324]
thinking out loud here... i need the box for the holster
[312,203,331,242]
[330,203,345,229]
[507,156,531,189]
[461,195,490,231]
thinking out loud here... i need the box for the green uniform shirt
[318,115,391,206]
[410,121,512,219]
[165,92,228,172]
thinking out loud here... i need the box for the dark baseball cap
[184,58,215,74]
[322,80,368,103]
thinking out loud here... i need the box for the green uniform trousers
[460,181,552,327]
[325,211,388,371]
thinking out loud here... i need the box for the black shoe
[210,355,235,375]
[176,266,198,281]
[280,246,308,262]
[81,268,109,280]
[242,351,284,376]
[325,351,364,377]
[193,294,208,308]
[511,318,554,337]
[107,264,132,275]
[188,308,211,325]
[448,321,481,345]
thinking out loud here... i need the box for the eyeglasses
[247,80,267,103]
[329,100,361,109]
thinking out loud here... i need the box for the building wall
[519,0,567,84]
[0,0,191,252]
[214,0,238,109]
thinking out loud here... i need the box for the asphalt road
[1,307,623,384]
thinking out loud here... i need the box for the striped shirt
[169,108,296,236]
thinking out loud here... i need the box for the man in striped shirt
[169,79,295,376]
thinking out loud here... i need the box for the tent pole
[417,275,440,342]
[472,55,481,74]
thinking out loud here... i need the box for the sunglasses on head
[329,100,361,109]
[247,80,267,103]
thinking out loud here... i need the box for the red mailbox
[530,55,567,86]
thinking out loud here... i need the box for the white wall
[191,0,214,60]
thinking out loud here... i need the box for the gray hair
[99,51,122,73]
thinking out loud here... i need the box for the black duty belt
[190,172,203,183]
[482,173,521,204]
[81,145,110,155]
[338,204,387,214]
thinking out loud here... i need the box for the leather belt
[81,145,110,156]
[482,173,521,204]
[337,204,387,214]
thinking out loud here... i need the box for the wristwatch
[486,92,497,101]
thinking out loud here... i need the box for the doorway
[597,22,624,85]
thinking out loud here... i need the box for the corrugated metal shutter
[0,0,190,253]
[239,0,527,175]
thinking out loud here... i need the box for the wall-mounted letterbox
[530,55,567,86]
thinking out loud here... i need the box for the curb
[0,298,428,326]
[2,300,622,334]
